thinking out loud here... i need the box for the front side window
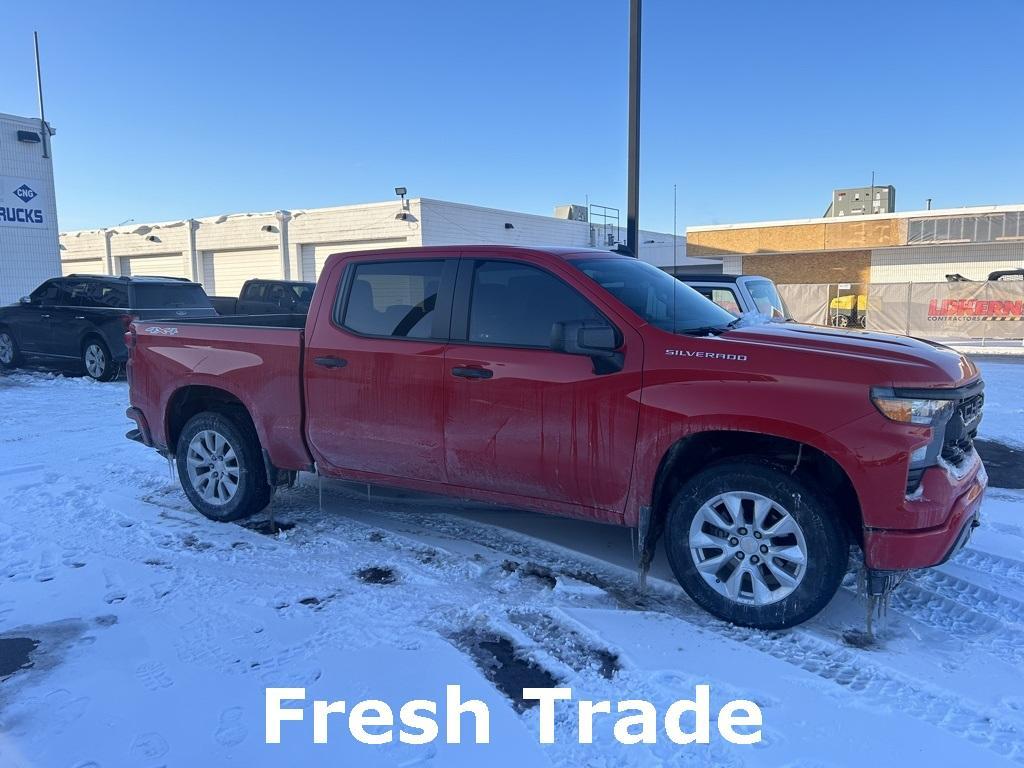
[30,280,65,305]
[467,260,603,347]
[694,286,741,315]
[342,261,443,339]
[746,279,789,319]
[571,257,736,334]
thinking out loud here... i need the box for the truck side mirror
[19,296,30,304]
[551,320,624,374]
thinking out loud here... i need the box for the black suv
[0,275,217,381]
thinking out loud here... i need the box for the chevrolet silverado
[125,246,987,629]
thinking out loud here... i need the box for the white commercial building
[60,198,718,297]
[0,112,60,304]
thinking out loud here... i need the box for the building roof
[687,202,1024,233]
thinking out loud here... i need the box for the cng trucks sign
[0,175,48,228]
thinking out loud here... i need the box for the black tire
[663,458,848,630]
[175,410,271,522]
[82,337,117,382]
[0,328,20,370]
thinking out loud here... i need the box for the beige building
[60,198,715,297]
[687,203,1024,285]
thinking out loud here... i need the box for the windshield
[131,283,213,309]
[570,257,737,333]
[746,279,789,320]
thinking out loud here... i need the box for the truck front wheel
[0,329,20,370]
[175,411,271,522]
[663,458,848,630]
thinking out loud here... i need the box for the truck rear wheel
[175,411,271,522]
[663,458,848,630]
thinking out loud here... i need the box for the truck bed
[127,317,312,471]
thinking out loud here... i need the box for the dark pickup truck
[126,245,988,629]
[210,279,314,317]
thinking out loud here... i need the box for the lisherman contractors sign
[869,280,1024,339]
[0,175,49,228]
[927,297,1024,322]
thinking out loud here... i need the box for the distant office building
[687,202,1024,285]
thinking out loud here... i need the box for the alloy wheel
[688,490,808,606]
[185,430,240,506]
[84,343,106,378]
[0,333,13,364]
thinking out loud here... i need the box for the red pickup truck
[125,245,987,629]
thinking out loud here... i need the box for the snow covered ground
[0,361,1022,767]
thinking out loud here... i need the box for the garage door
[202,249,281,297]
[299,238,408,281]
[61,258,106,276]
[123,253,188,279]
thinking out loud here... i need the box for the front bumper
[863,454,987,570]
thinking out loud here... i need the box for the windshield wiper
[677,318,740,336]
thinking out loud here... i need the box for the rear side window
[88,282,129,308]
[64,280,127,308]
[467,261,603,347]
[341,261,444,339]
[266,283,293,308]
[65,280,95,306]
[131,283,212,309]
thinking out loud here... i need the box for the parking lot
[0,359,1022,766]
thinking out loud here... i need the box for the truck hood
[721,322,978,387]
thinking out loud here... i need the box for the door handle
[41,313,51,319]
[74,316,86,320]
[314,356,348,369]
[451,366,493,380]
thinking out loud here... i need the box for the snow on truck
[124,245,987,629]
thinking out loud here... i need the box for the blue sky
[3,0,1022,233]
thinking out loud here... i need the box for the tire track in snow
[320,499,1024,765]
[948,549,1024,591]
[902,569,1024,627]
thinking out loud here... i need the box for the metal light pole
[626,0,642,257]
[34,32,50,159]
[672,183,678,272]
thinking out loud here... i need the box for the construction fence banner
[868,280,1024,339]
[777,283,830,325]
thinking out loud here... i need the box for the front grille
[940,392,984,465]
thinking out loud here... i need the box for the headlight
[870,388,954,425]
